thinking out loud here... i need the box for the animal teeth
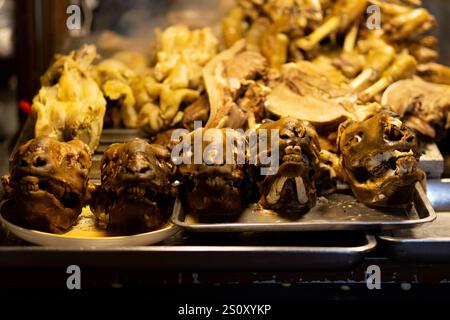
[284,145,301,155]
[391,149,414,158]
[266,176,288,204]
[129,186,146,196]
[295,177,308,204]
[21,183,38,192]
[172,180,181,187]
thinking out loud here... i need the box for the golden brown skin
[359,51,417,102]
[92,139,175,235]
[337,111,424,206]
[417,63,450,86]
[222,0,324,66]
[138,25,218,134]
[92,58,139,128]
[181,96,210,131]
[176,129,246,217]
[1,137,92,233]
[33,45,106,152]
[254,117,321,215]
[203,40,269,130]
[296,0,368,51]
[382,77,450,140]
[383,8,435,41]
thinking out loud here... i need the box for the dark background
[0,0,450,304]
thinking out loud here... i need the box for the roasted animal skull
[1,137,92,233]
[254,117,321,215]
[176,128,246,216]
[337,111,424,206]
[92,139,175,234]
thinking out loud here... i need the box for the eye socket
[19,159,28,167]
[353,166,371,183]
[279,130,291,139]
[295,127,306,138]
[77,154,88,169]
[346,133,362,147]
[61,192,79,209]
[33,156,47,167]
[388,158,397,170]
[138,165,150,174]
[111,153,120,162]
[384,126,403,141]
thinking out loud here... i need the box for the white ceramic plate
[0,207,180,248]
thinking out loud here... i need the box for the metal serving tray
[379,212,450,262]
[172,183,436,232]
[95,128,147,154]
[0,230,376,270]
[377,180,450,262]
[426,179,450,212]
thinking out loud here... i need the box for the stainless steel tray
[426,179,450,212]
[172,183,436,232]
[0,231,376,270]
[379,212,450,262]
[95,128,147,154]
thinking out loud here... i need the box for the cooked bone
[295,177,308,204]
[296,0,368,51]
[360,51,417,102]
[203,40,268,129]
[266,176,288,205]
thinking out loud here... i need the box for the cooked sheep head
[176,129,246,216]
[255,117,321,215]
[1,137,92,233]
[93,139,174,234]
[337,111,424,206]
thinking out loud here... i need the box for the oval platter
[0,207,179,248]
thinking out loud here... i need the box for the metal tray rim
[378,234,450,243]
[172,183,437,232]
[0,235,376,269]
[0,234,376,253]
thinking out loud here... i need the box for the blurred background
[0,0,449,175]
[0,0,230,175]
